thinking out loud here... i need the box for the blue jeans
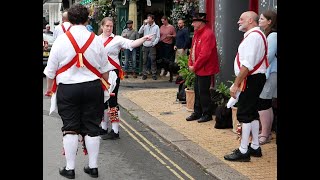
[124,48,137,72]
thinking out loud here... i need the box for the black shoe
[186,113,201,121]
[197,115,213,123]
[99,128,108,135]
[101,129,120,140]
[152,75,157,80]
[84,166,98,178]
[142,75,147,80]
[248,143,262,157]
[224,148,250,162]
[59,166,75,179]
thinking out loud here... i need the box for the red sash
[104,37,124,80]
[50,32,109,93]
[62,23,72,33]
[236,30,269,91]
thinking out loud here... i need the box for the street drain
[160,111,173,115]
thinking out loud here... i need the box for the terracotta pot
[185,88,194,112]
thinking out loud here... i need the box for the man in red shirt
[186,13,220,123]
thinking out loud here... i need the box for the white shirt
[43,25,109,85]
[53,22,72,41]
[234,27,267,76]
[99,33,134,71]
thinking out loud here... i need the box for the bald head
[238,11,259,32]
[62,11,69,22]
[246,11,259,25]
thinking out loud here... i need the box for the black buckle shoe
[197,115,213,123]
[99,128,108,135]
[59,166,75,179]
[84,166,98,178]
[224,148,250,162]
[186,113,201,121]
[248,143,262,157]
[142,75,147,80]
[101,129,120,140]
[152,75,157,80]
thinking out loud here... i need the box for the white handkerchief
[104,70,118,102]
[226,84,241,108]
[49,93,57,115]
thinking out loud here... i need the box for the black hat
[126,20,133,24]
[192,13,208,23]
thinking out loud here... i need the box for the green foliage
[212,81,233,106]
[216,82,231,99]
[177,54,195,90]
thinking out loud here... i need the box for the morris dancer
[99,17,154,140]
[44,4,110,178]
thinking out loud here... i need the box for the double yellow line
[120,119,195,180]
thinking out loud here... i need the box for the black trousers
[104,69,120,109]
[57,79,104,136]
[237,73,266,123]
[158,41,174,71]
[194,75,215,117]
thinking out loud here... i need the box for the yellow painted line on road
[120,119,195,180]
[120,123,184,179]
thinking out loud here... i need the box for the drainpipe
[199,0,206,13]
[128,0,137,30]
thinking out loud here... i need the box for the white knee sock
[112,109,120,133]
[63,134,79,170]
[85,135,100,168]
[112,122,119,134]
[101,109,109,130]
[251,120,260,149]
[239,123,251,154]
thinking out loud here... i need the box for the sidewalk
[118,76,277,180]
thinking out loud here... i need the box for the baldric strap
[104,37,124,80]
[236,30,269,91]
[50,32,110,93]
[62,24,72,33]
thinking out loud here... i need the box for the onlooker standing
[257,10,277,145]
[174,19,190,62]
[224,11,268,162]
[86,17,94,32]
[44,24,53,34]
[121,20,140,78]
[53,11,72,41]
[185,13,220,123]
[98,17,154,140]
[159,15,176,81]
[43,4,109,178]
[138,14,160,80]
[173,19,190,81]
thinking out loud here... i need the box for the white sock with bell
[112,122,119,134]
[251,120,260,149]
[239,123,251,154]
[63,134,79,170]
[85,135,100,168]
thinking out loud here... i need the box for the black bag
[176,82,186,102]
[214,106,233,129]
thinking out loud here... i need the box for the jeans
[142,46,157,76]
[124,48,137,72]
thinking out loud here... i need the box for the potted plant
[177,54,195,111]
